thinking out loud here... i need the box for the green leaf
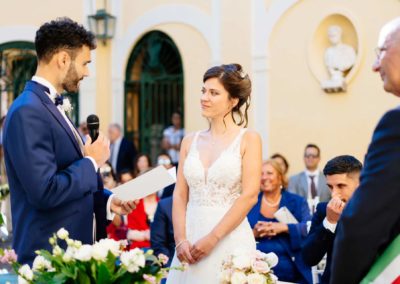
[97,263,112,284]
[77,270,91,284]
[105,251,116,272]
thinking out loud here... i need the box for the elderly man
[331,18,400,283]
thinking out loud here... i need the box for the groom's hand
[190,233,219,263]
[84,132,110,167]
[110,196,136,215]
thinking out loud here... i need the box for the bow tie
[54,95,64,106]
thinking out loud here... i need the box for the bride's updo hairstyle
[203,63,251,127]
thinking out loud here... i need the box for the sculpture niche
[322,25,356,93]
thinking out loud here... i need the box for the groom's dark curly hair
[35,17,96,63]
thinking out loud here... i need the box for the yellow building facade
[0,0,399,173]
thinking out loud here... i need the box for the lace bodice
[183,129,246,207]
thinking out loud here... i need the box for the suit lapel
[26,81,83,157]
[301,172,308,197]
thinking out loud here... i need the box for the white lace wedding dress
[166,129,256,283]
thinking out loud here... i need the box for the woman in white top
[166,63,262,283]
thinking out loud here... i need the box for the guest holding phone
[247,159,312,284]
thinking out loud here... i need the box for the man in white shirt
[301,155,362,284]
[288,144,331,211]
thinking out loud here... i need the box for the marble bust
[322,25,356,92]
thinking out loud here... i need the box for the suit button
[292,256,295,262]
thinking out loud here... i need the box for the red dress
[127,198,159,249]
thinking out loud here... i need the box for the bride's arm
[190,130,262,262]
[172,134,195,264]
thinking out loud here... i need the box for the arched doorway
[0,41,80,124]
[125,31,184,161]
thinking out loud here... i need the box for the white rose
[56,228,69,240]
[63,247,76,263]
[97,238,121,256]
[232,254,251,270]
[66,239,74,246]
[74,240,82,248]
[219,269,231,283]
[251,260,270,274]
[91,242,108,261]
[231,271,247,284]
[18,264,33,281]
[17,276,30,284]
[53,245,62,256]
[247,273,266,284]
[269,274,278,283]
[120,249,146,273]
[32,255,53,272]
[74,245,92,262]
[265,253,278,268]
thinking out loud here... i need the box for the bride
[166,63,262,283]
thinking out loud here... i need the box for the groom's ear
[55,50,72,70]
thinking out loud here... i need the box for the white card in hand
[112,166,175,201]
[274,206,298,224]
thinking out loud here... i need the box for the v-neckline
[195,129,244,183]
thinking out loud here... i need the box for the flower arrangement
[220,249,279,284]
[0,228,173,284]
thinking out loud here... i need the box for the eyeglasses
[304,154,319,159]
[375,47,387,60]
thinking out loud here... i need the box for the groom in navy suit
[3,18,135,265]
[331,18,400,283]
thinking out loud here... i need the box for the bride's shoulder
[242,128,261,142]
[181,131,199,150]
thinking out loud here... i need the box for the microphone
[86,114,99,143]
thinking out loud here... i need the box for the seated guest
[270,153,290,176]
[100,162,117,190]
[150,196,174,266]
[106,168,133,241]
[118,168,135,184]
[248,159,312,284]
[133,153,152,178]
[302,155,362,284]
[127,171,159,249]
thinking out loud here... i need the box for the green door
[125,31,184,161]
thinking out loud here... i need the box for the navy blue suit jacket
[115,137,137,174]
[302,202,333,284]
[150,196,174,266]
[3,81,111,265]
[331,107,400,283]
[248,191,312,284]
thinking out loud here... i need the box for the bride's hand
[190,234,219,263]
[176,241,195,264]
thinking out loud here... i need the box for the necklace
[262,194,282,207]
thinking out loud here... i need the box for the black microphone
[86,114,99,143]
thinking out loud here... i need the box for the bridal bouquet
[0,228,171,284]
[220,249,278,284]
